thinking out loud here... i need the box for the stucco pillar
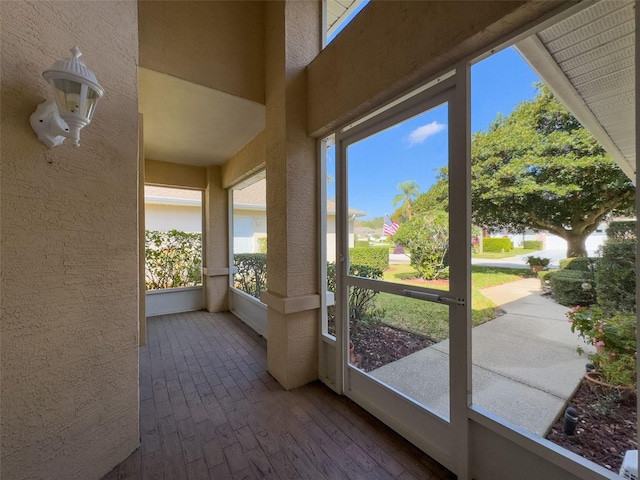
[261,1,321,390]
[204,165,230,312]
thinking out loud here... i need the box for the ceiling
[138,67,265,167]
[516,0,635,180]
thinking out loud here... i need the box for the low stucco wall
[1,2,140,479]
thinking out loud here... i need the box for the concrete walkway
[370,278,591,436]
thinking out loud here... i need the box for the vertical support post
[262,0,323,389]
[138,112,146,346]
[449,62,472,480]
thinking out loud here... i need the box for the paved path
[370,278,591,435]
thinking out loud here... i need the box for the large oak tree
[471,84,634,257]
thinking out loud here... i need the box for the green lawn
[472,247,538,259]
[371,264,532,341]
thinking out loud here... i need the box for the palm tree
[392,180,420,221]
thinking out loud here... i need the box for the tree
[472,84,635,258]
[394,210,449,280]
[392,180,420,221]
[413,168,449,212]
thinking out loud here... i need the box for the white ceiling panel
[517,0,635,179]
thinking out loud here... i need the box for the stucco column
[204,165,230,312]
[260,0,321,390]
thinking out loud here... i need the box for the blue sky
[327,46,542,220]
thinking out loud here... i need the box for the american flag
[383,215,400,236]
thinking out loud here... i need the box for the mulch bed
[350,323,433,372]
[546,380,637,472]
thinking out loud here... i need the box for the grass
[472,247,538,259]
[372,263,533,341]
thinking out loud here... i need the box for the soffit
[516,0,635,179]
[138,67,265,167]
[326,0,361,37]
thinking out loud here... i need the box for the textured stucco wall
[139,0,265,104]
[0,2,140,479]
[204,166,230,312]
[308,0,573,136]
[145,158,206,189]
[221,131,266,189]
[264,1,321,389]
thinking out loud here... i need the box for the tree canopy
[471,84,634,257]
[392,180,420,221]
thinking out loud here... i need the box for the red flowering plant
[567,306,636,389]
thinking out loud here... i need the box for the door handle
[402,289,465,306]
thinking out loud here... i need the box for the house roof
[145,180,366,216]
[516,0,635,180]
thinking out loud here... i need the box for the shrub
[606,220,636,241]
[354,240,370,248]
[393,245,405,254]
[394,211,449,280]
[596,239,636,315]
[559,257,597,272]
[549,270,595,306]
[257,236,267,253]
[145,230,202,290]
[234,253,267,299]
[350,246,389,272]
[483,238,512,253]
[326,262,382,320]
[538,270,553,291]
[523,240,543,250]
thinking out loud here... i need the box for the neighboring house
[145,180,364,261]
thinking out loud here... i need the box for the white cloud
[405,121,446,146]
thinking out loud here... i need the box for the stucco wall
[221,131,266,189]
[308,0,572,136]
[139,0,265,104]
[1,2,140,479]
[145,158,206,189]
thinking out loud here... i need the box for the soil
[350,322,433,372]
[546,380,637,472]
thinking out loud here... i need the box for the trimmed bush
[523,240,543,250]
[257,236,267,253]
[538,270,553,291]
[350,246,389,272]
[145,230,202,290]
[596,239,636,315]
[234,253,267,299]
[326,262,382,320]
[549,270,595,306]
[559,257,597,272]
[354,240,370,248]
[483,238,513,253]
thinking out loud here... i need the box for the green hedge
[145,230,202,290]
[354,240,370,248]
[548,270,595,306]
[596,239,636,315]
[326,262,383,320]
[523,240,543,250]
[350,246,389,272]
[559,257,597,272]
[234,253,267,299]
[483,238,513,253]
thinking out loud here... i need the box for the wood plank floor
[102,310,456,480]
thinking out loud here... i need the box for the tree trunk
[566,235,588,258]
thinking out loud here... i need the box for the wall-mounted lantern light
[30,46,104,148]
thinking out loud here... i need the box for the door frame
[333,69,471,475]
